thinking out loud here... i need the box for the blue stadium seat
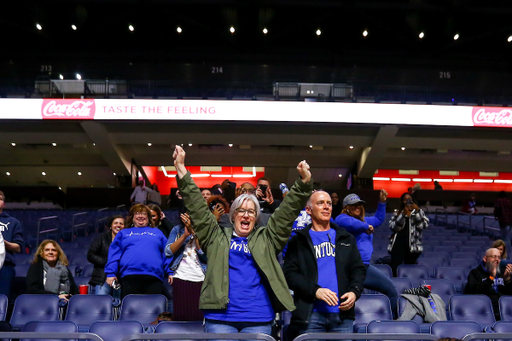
[15,264,31,277]
[10,294,60,331]
[397,297,431,333]
[449,258,478,273]
[417,257,445,277]
[82,264,94,277]
[430,320,482,339]
[0,295,7,321]
[420,279,456,306]
[21,321,78,341]
[65,294,113,332]
[367,320,420,334]
[435,266,467,293]
[499,296,512,321]
[493,320,512,333]
[89,321,144,341]
[372,264,393,278]
[155,321,204,333]
[353,294,392,333]
[449,294,495,330]
[120,294,167,326]
[391,277,413,294]
[397,264,430,286]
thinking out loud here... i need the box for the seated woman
[26,239,78,300]
[105,204,171,298]
[492,239,510,267]
[173,145,312,335]
[87,215,125,296]
[165,211,207,321]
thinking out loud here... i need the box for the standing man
[0,190,23,299]
[464,248,512,320]
[283,190,366,336]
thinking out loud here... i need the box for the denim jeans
[364,264,398,318]
[306,311,354,335]
[0,264,15,299]
[204,319,273,340]
[95,282,120,299]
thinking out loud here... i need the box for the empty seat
[436,266,467,293]
[499,296,512,321]
[449,259,477,272]
[449,294,495,330]
[15,264,31,278]
[120,294,167,326]
[367,319,420,334]
[391,277,412,294]
[493,320,512,333]
[82,264,94,277]
[417,257,445,277]
[430,320,482,339]
[397,264,430,286]
[353,294,392,333]
[0,295,7,321]
[420,279,456,306]
[373,264,393,278]
[65,294,113,332]
[10,294,60,331]
[451,252,480,261]
[22,321,78,341]
[155,321,204,333]
[89,321,144,341]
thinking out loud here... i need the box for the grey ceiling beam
[358,125,399,178]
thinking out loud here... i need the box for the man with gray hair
[465,247,512,320]
[284,190,366,337]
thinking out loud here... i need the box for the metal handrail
[463,332,512,340]
[36,215,59,246]
[435,208,447,226]
[95,207,110,232]
[483,215,500,236]
[117,204,126,211]
[121,333,276,341]
[294,333,439,341]
[0,332,104,341]
[71,211,88,238]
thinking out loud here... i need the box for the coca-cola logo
[472,107,512,127]
[42,99,95,119]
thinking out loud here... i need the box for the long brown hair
[126,203,155,228]
[492,239,508,260]
[341,205,365,222]
[32,239,69,266]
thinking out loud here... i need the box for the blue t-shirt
[309,228,338,313]
[204,236,274,322]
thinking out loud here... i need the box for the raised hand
[297,160,311,184]
[380,189,388,203]
[173,145,187,178]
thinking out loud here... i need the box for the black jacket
[87,231,113,286]
[26,258,79,295]
[283,222,366,324]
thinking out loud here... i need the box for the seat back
[449,258,477,271]
[155,321,204,333]
[372,264,393,278]
[65,295,113,330]
[451,252,479,261]
[89,321,144,341]
[367,320,420,335]
[10,294,60,330]
[499,296,512,321]
[449,294,495,329]
[354,294,392,332]
[391,277,412,294]
[397,264,429,286]
[120,294,167,325]
[21,321,78,341]
[0,295,7,321]
[493,321,512,333]
[82,264,94,277]
[435,266,467,292]
[418,257,445,277]
[14,264,31,278]
[420,279,456,305]
[430,321,482,339]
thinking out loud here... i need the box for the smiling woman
[173,145,313,335]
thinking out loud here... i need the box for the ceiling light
[59,74,64,80]
[71,24,77,31]
[338,174,343,178]
[412,178,432,182]
[11,142,15,147]
[177,26,182,33]
[36,23,42,31]
[228,144,233,147]
[41,172,46,176]
[508,36,512,43]
[6,172,10,176]
[373,177,391,181]
[113,173,116,176]
[59,187,62,190]
[188,143,193,147]
[363,30,368,37]
[147,142,152,146]
[316,29,322,36]
[230,26,235,34]
[419,32,425,39]
[76,73,82,80]
[453,179,473,183]
[128,25,134,32]
[401,146,406,151]
[349,146,354,149]
[309,145,313,148]
[434,179,453,183]
[263,28,268,34]
[52,143,57,147]
[495,180,512,184]
[453,33,459,40]
[474,179,493,183]
[92,143,96,146]
[391,178,411,182]
[77,172,82,176]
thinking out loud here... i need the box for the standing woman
[148,204,173,239]
[165,212,207,321]
[173,145,312,336]
[87,215,125,295]
[335,190,399,317]
[105,204,171,298]
[388,193,429,276]
[26,240,78,300]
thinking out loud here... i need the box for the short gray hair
[306,190,328,209]
[229,193,261,223]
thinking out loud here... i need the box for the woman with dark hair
[105,204,171,298]
[87,215,125,295]
[172,145,312,336]
[388,192,429,276]
[493,239,508,260]
[26,239,78,300]
[335,190,398,317]
[330,192,342,218]
[148,204,173,238]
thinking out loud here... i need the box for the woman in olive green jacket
[173,145,312,335]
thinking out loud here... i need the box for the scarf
[42,259,70,294]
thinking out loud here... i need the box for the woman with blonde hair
[492,239,508,260]
[26,239,78,300]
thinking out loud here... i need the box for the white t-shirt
[174,238,205,282]
[0,231,5,269]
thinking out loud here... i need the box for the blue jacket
[105,226,171,280]
[165,224,207,275]
[334,202,386,264]
[0,212,23,265]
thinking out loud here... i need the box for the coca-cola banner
[0,98,509,128]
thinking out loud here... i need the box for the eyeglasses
[241,188,255,194]
[487,255,501,259]
[134,212,148,217]
[235,208,257,217]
